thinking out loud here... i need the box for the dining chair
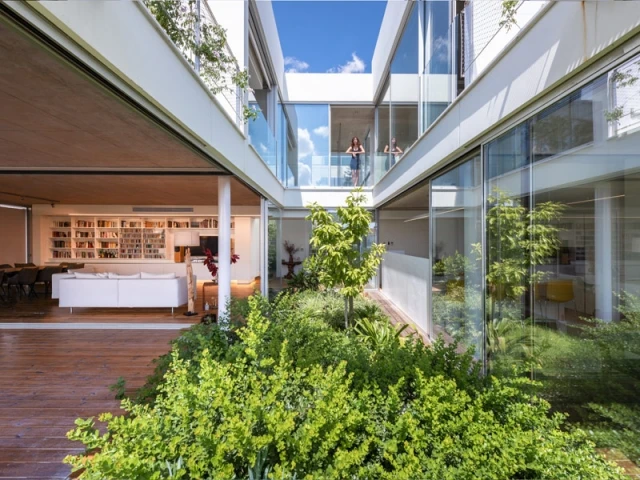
[8,267,39,299]
[0,271,6,303]
[36,266,63,296]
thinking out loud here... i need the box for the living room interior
[0,18,264,321]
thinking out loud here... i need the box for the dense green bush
[65,294,624,479]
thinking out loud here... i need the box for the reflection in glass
[376,86,390,182]
[282,104,330,187]
[431,154,483,357]
[268,205,283,292]
[248,101,277,176]
[485,57,640,467]
[390,4,419,172]
[422,1,454,130]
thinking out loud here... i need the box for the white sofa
[59,276,188,312]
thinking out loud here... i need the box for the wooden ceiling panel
[0,175,259,206]
[0,19,221,171]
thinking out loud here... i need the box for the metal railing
[144,0,245,127]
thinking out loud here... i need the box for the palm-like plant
[353,317,409,352]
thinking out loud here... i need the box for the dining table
[1,266,46,278]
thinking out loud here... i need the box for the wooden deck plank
[0,329,181,478]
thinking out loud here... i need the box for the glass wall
[422,0,454,130]
[376,0,458,180]
[248,101,277,176]
[431,154,483,356]
[281,104,330,187]
[330,106,375,187]
[376,85,391,182]
[267,205,283,293]
[389,4,420,171]
[484,54,640,464]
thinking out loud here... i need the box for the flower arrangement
[204,248,240,279]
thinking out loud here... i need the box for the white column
[218,176,231,320]
[260,197,268,296]
[595,183,615,322]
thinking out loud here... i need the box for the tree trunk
[344,297,349,329]
[348,296,354,319]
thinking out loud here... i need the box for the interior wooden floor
[0,283,257,324]
[0,329,184,479]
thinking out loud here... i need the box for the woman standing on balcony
[347,136,364,187]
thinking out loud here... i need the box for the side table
[201,281,218,310]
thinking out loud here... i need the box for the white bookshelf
[46,215,235,261]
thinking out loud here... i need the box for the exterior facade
[1,0,640,450]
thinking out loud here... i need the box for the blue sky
[272,1,387,74]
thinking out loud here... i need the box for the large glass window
[389,4,420,171]
[282,104,330,187]
[484,55,640,465]
[431,154,483,356]
[422,0,454,130]
[376,85,390,182]
[330,106,375,187]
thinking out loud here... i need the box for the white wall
[381,252,430,334]
[280,218,309,275]
[206,0,246,68]
[378,215,429,258]
[0,206,26,266]
[284,74,373,103]
[283,189,373,210]
[464,1,547,87]
[374,1,640,207]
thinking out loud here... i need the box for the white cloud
[312,125,329,138]
[297,162,312,186]
[284,56,310,73]
[327,53,366,74]
[259,143,267,154]
[297,128,315,159]
[433,36,450,63]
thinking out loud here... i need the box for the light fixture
[174,231,200,316]
[404,212,430,223]
[566,194,625,205]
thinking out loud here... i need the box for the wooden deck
[0,329,183,479]
[0,283,257,478]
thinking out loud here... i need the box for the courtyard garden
[64,191,631,479]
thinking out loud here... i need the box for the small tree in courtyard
[307,189,386,327]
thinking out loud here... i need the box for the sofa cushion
[108,272,141,279]
[140,272,176,279]
[74,272,99,279]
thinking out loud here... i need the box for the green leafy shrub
[108,376,127,401]
[353,316,408,352]
[66,295,624,479]
[134,322,231,405]
[581,403,640,465]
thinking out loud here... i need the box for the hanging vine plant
[144,0,257,122]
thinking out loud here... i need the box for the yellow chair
[545,279,575,323]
